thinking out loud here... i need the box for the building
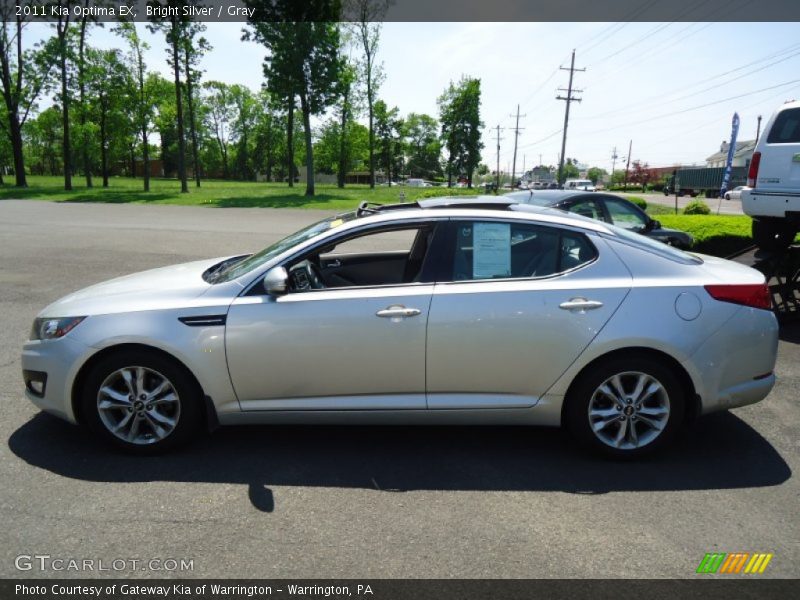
[705,139,756,168]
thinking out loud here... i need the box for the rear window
[767,108,800,144]
[601,224,702,265]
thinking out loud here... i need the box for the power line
[556,50,584,186]
[579,78,800,137]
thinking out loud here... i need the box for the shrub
[683,200,711,215]
[627,196,647,210]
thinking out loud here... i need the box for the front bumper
[21,335,94,424]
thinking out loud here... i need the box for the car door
[225,221,442,411]
[425,218,631,409]
[759,106,800,192]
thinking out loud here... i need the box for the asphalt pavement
[0,199,797,579]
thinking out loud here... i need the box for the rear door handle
[325,259,341,268]
[559,298,604,312]
[376,305,421,319]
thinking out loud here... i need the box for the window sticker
[329,218,345,229]
[473,222,511,279]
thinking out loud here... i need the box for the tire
[724,193,731,201]
[752,218,796,252]
[80,350,203,454]
[565,357,685,459]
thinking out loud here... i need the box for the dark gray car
[504,190,694,249]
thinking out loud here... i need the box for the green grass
[655,214,753,256]
[0,175,482,210]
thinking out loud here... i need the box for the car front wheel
[565,357,684,458]
[81,350,203,454]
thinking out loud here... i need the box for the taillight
[747,151,761,187]
[704,283,771,310]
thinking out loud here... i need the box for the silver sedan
[22,197,778,458]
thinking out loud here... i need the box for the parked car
[724,186,745,201]
[22,197,777,458]
[504,189,694,249]
[406,178,426,187]
[565,179,597,192]
[742,99,800,251]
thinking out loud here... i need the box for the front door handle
[559,298,604,312]
[376,305,422,319]
[325,259,341,268]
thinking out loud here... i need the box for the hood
[40,256,232,318]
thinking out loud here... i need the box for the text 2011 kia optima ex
[22,198,779,457]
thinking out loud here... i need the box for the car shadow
[8,411,790,512]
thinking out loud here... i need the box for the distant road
[617,191,745,216]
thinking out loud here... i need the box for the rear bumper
[685,306,779,415]
[742,189,800,219]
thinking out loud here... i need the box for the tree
[561,158,580,180]
[75,0,105,188]
[52,1,82,190]
[230,85,258,180]
[181,21,210,187]
[374,99,402,185]
[438,76,483,187]
[250,93,283,182]
[115,21,155,191]
[0,9,55,186]
[348,0,388,189]
[24,106,62,176]
[334,58,360,188]
[245,1,344,196]
[86,47,132,187]
[203,81,235,179]
[630,160,653,190]
[403,113,442,180]
[148,2,199,193]
[586,166,607,185]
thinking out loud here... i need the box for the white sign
[473,223,511,279]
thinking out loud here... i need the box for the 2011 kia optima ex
[22,197,779,458]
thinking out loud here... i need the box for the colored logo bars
[696,552,773,574]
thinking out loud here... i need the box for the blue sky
[26,21,800,174]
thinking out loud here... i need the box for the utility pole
[756,115,763,143]
[509,104,525,189]
[611,146,618,177]
[495,125,504,193]
[556,50,584,187]
[522,154,526,184]
[623,139,633,190]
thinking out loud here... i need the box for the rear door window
[449,221,596,281]
[767,108,800,144]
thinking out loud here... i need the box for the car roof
[503,189,609,204]
[350,196,614,235]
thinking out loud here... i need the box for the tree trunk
[368,79,375,188]
[337,86,348,189]
[130,144,135,177]
[170,19,188,193]
[300,91,314,197]
[58,22,72,191]
[286,98,294,188]
[183,46,200,188]
[7,111,26,186]
[100,97,108,187]
[79,12,91,188]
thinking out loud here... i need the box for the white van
[742,99,800,250]
[565,179,596,192]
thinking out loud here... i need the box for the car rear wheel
[752,218,796,252]
[565,357,684,459]
[81,350,203,454]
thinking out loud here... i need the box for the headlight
[30,317,86,340]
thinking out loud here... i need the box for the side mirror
[262,266,289,296]
[650,219,662,230]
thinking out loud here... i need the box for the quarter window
[450,221,596,281]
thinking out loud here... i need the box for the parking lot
[1,199,798,578]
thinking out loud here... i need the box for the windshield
[211,212,357,283]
